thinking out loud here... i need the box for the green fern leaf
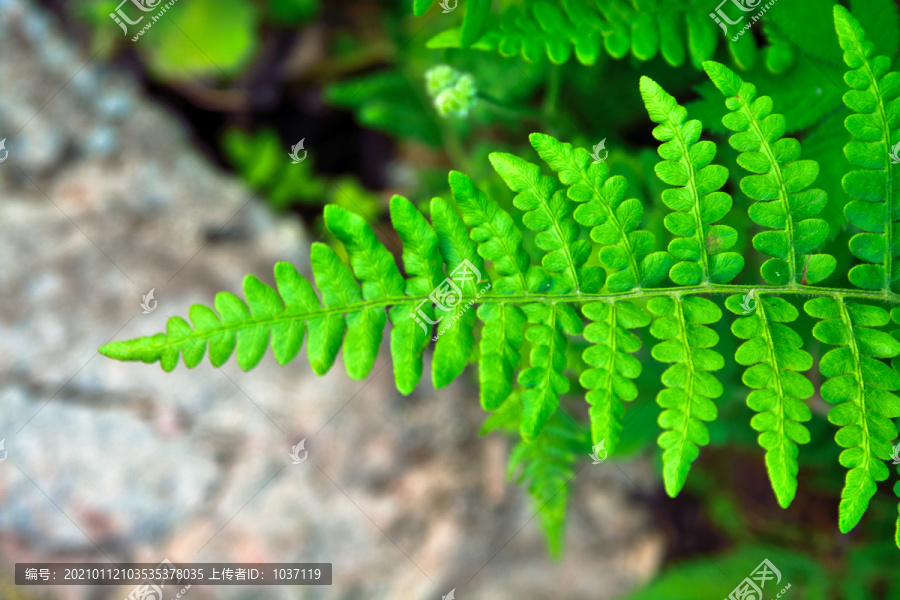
[517,302,579,440]
[101,55,900,552]
[529,132,671,292]
[424,0,793,73]
[489,152,589,293]
[641,75,744,286]
[508,412,586,558]
[648,295,723,497]
[461,0,491,47]
[805,297,900,532]
[388,196,444,394]
[835,5,900,293]
[428,197,483,389]
[324,205,404,380]
[580,300,651,452]
[703,60,835,286]
[448,172,533,410]
[413,0,434,17]
[726,293,813,508]
[449,170,535,293]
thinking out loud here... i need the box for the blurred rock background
[0,1,664,598]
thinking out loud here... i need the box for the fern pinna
[417,0,796,73]
[102,6,900,554]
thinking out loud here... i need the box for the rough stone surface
[0,2,665,598]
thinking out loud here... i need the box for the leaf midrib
[122,283,900,355]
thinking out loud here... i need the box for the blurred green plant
[223,127,380,219]
[80,0,319,80]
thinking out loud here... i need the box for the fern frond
[835,5,900,293]
[517,303,581,440]
[641,76,743,286]
[704,60,835,286]
[424,0,793,73]
[726,294,813,508]
[507,412,586,558]
[805,297,900,532]
[102,59,900,551]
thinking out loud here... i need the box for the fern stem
[476,92,544,121]
[124,284,900,357]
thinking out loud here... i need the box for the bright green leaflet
[704,60,834,286]
[834,5,900,293]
